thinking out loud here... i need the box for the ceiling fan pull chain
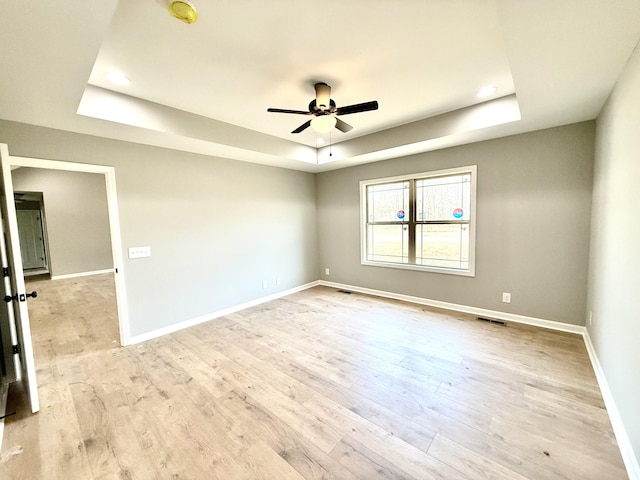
[329,130,333,157]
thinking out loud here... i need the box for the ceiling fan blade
[292,120,312,134]
[267,108,312,115]
[335,118,353,133]
[335,100,379,116]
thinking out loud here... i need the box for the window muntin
[367,224,409,264]
[367,181,409,223]
[415,223,469,270]
[361,166,476,276]
[416,174,471,221]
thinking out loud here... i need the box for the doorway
[7,155,129,347]
[10,170,119,365]
[14,192,50,277]
[0,146,129,419]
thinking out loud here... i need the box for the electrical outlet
[502,292,511,303]
[262,280,268,289]
[325,268,330,275]
[128,246,151,258]
[588,311,593,326]
[276,277,281,285]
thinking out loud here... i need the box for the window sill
[361,260,475,277]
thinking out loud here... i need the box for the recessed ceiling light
[105,71,131,85]
[168,1,198,24]
[477,86,497,98]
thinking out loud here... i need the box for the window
[360,165,476,276]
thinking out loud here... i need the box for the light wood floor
[0,274,628,479]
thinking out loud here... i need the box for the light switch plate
[128,246,151,258]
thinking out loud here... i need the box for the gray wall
[317,122,595,325]
[12,168,113,277]
[588,41,640,464]
[0,121,319,336]
[0,122,596,329]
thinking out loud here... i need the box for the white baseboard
[583,330,640,480]
[318,280,585,335]
[51,269,114,281]
[128,278,583,346]
[127,281,320,345]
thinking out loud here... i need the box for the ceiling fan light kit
[168,1,198,24]
[311,115,337,133]
[267,82,378,134]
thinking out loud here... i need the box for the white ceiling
[1,0,639,172]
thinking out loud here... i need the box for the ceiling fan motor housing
[314,82,332,111]
[309,99,337,115]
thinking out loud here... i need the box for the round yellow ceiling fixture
[168,1,198,24]
[311,115,337,134]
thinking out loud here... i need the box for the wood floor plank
[242,440,308,480]
[69,380,149,479]
[329,434,418,480]
[426,434,530,480]
[284,361,438,454]
[220,321,360,389]
[181,331,346,455]
[522,383,611,428]
[148,395,253,479]
[0,277,629,479]
[489,415,628,479]
[220,388,360,480]
[33,380,93,479]
[300,391,471,480]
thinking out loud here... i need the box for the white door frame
[8,154,131,346]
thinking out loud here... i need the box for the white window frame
[360,165,477,277]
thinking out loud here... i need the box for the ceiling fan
[267,82,379,134]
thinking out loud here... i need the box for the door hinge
[12,344,20,355]
[2,267,9,277]
[4,294,18,303]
